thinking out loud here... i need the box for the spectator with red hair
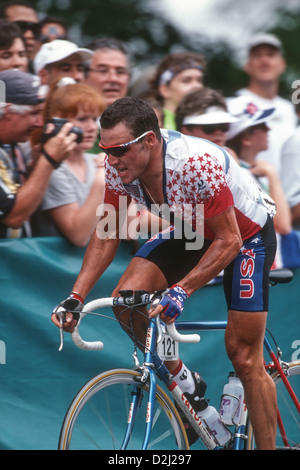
[33,79,105,247]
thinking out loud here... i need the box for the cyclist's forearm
[180,235,240,295]
[72,230,120,299]
[179,207,242,295]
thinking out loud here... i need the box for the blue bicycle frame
[122,318,248,450]
[122,317,298,451]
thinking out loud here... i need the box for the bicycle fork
[122,320,160,450]
[121,368,157,450]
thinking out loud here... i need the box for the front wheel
[58,368,189,450]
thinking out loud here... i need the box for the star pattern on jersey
[166,152,228,206]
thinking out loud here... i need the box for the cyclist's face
[101,123,152,184]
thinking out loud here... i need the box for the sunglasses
[14,21,40,38]
[197,123,230,134]
[99,130,152,157]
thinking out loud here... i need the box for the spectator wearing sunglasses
[176,87,238,159]
[0,1,39,62]
[0,19,28,72]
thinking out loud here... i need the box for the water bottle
[219,372,244,426]
[198,402,232,446]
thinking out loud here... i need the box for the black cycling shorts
[135,220,277,312]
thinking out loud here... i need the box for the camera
[41,117,83,144]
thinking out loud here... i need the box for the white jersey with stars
[104,129,276,240]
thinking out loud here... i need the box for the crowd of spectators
[0,0,299,268]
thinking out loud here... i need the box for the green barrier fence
[0,237,299,449]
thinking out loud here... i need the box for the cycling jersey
[104,130,276,241]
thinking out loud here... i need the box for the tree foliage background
[23,0,300,99]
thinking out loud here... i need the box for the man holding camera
[0,69,77,238]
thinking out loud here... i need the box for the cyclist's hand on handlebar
[149,285,189,324]
[51,292,84,332]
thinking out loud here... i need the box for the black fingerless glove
[53,292,84,322]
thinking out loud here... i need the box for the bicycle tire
[58,368,189,450]
[246,361,300,450]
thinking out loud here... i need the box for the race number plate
[157,333,179,361]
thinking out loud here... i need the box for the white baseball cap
[248,33,283,53]
[182,106,237,126]
[226,96,275,140]
[34,39,92,74]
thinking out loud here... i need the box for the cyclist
[52,97,277,450]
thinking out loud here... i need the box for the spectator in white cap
[227,32,297,172]
[34,39,92,86]
[226,96,291,237]
[176,87,238,159]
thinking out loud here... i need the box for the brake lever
[151,293,167,344]
[59,316,64,351]
[55,306,66,351]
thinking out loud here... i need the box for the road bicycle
[56,268,300,450]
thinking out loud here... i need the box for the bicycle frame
[58,267,298,450]
[125,318,237,450]
[123,317,300,450]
